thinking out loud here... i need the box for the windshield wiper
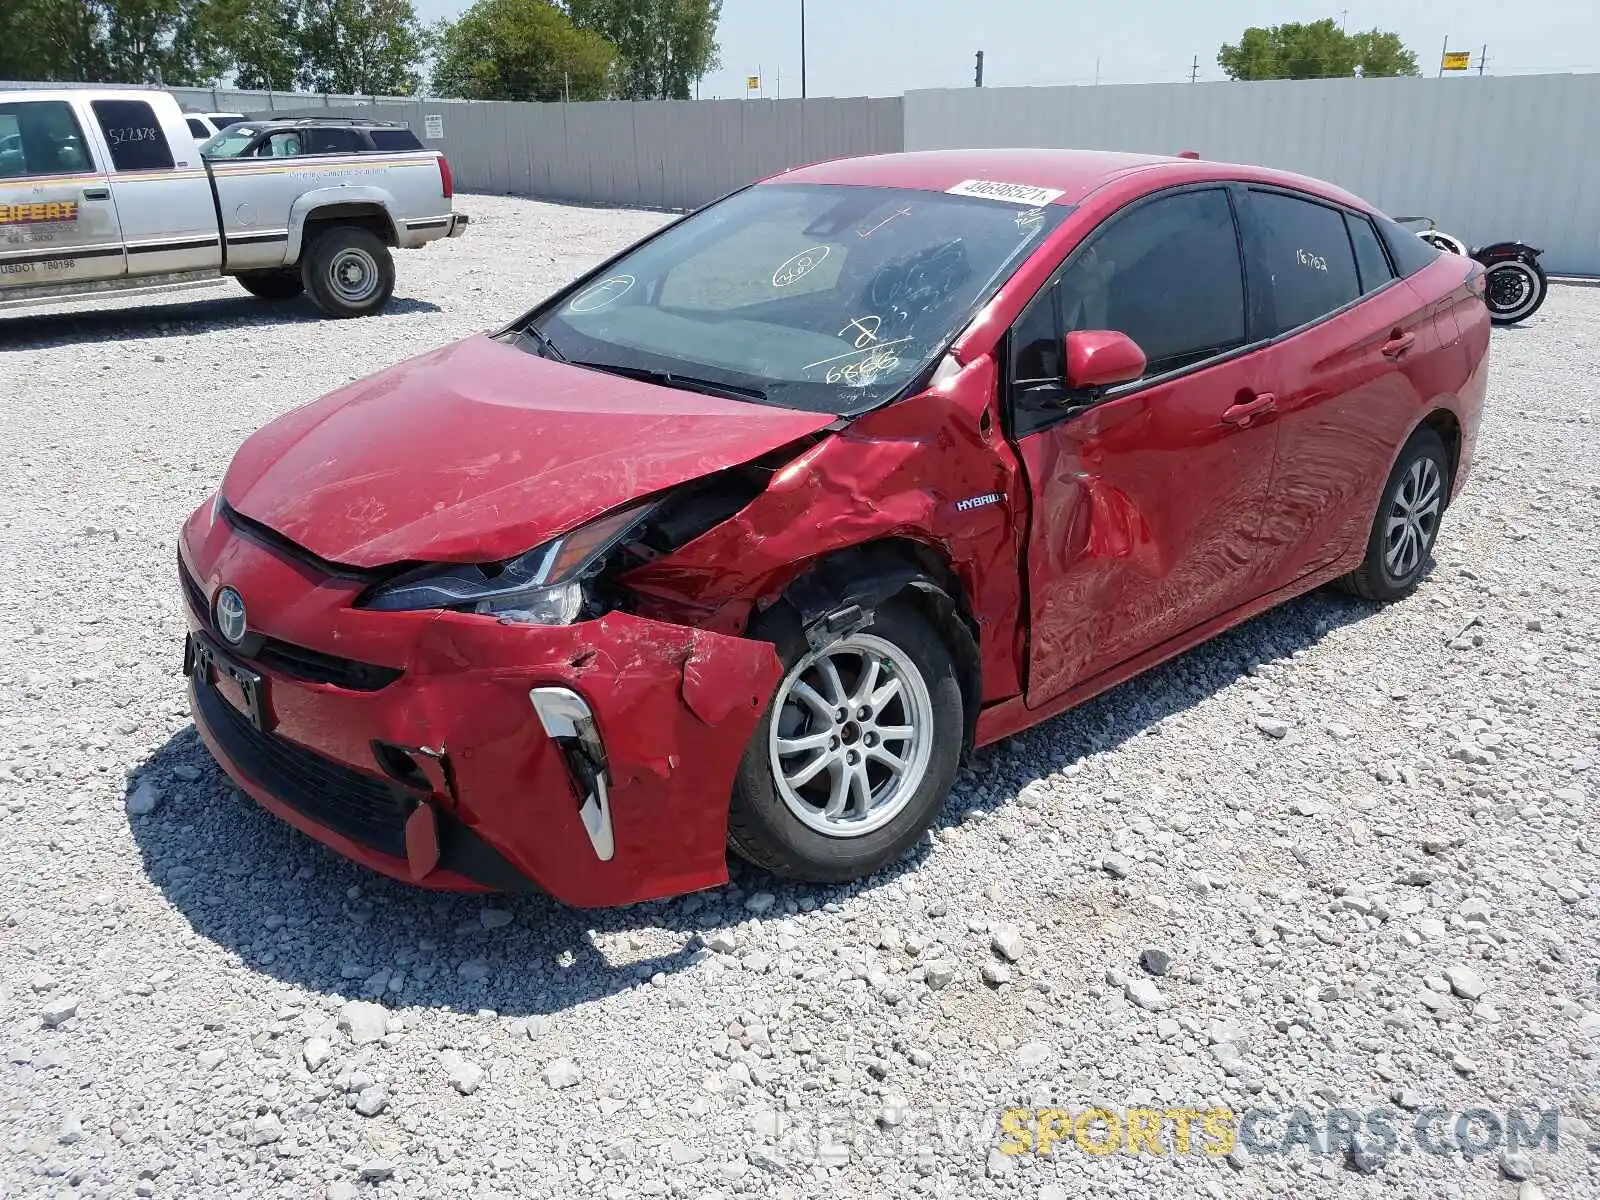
[515,324,567,362]
[569,361,768,403]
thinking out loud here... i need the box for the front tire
[1339,426,1449,602]
[300,226,395,318]
[235,270,304,301]
[1483,259,1547,325]
[727,599,963,884]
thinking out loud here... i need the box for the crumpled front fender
[409,610,782,907]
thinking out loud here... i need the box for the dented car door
[1008,186,1279,706]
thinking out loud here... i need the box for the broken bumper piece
[185,596,782,908]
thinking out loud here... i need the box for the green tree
[100,0,231,84]
[198,0,304,90]
[0,0,106,81]
[1218,18,1419,81]
[433,0,615,101]
[298,0,429,94]
[566,0,721,100]
[1348,30,1419,78]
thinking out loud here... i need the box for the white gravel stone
[338,1000,389,1046]
[124,779,161,816]
[302,1037,333,1071]
[543,1058,583,1089]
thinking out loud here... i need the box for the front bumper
[179,504,781,907]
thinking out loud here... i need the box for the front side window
[1059,187,1247,377]
[0,101,92,179]
[521,183,1071,415]
[1250,189,1362,333]
[90,99,175,172]
[259,132,305,157]
[200,127,258,157]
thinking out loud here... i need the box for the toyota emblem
[213,586,247,645]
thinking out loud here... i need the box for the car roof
[770,148,1374,212]
[239,117,404,131]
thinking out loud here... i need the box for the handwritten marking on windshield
[839,315,883,348]
[803,336,914,372]
[772,245,830,288]
[1015,208,1046,234]
[568,274,635,312]
[857,206,913,238]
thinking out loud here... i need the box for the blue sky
[412,0,1600,98]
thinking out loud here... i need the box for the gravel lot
[1,193,1597,1200]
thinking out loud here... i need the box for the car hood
[221,334,836,568]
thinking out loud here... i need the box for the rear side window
[1250,189,1361,334]
[1346,213,1394,293]
[306,127,365,155]
[1376,215,1443,278]
[1059,187,1247,376]
[0,100,92,178]
[90,99,175,172]
[369,129,423,151]
[186,117,209,138]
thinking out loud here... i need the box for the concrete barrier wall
[904,74,1600,275]
[264,96,905,212]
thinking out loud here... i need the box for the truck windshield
[201,127,257,157]
[521,183,1069,415]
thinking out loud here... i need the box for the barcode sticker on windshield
[946,179,1066,206]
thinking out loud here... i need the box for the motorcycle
[1394,216,1548,325]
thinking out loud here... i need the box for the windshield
[200,127,257,157]
[521,183,1070,414]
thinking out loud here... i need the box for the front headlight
[357,503,653,625]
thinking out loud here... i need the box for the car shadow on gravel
[125,581,1392,1018]
[0,294,443,349]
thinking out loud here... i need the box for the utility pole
[1190,54,1199,83]
[800,0,807,99]
[1477,44,1489,75]
[974,50,984,87]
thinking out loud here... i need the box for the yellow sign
[746,75,760,90]
[1441,51,1472,71]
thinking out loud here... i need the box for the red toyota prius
[178,149,1489,907]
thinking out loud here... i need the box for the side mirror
[1064,330,1146,391]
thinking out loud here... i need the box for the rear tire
[235,271,303,301]
[727,599,963,884]
[300,226,395,318]
[1339,426,1449,602]
[1483,259,1547,325]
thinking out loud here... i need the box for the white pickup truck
[1,87,467,317]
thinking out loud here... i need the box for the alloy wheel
[1384,456,1443,580]
[768,633,935,838]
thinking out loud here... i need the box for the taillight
[438,155,453,200]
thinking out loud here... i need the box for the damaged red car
[179,149,1489,906]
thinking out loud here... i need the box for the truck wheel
[727,599,964,884]
[235,271,303,301]
[300,226,394,318]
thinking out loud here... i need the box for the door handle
[1221,392,1276,427]
[1382,331,1417,359]
[82,187,110,201]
